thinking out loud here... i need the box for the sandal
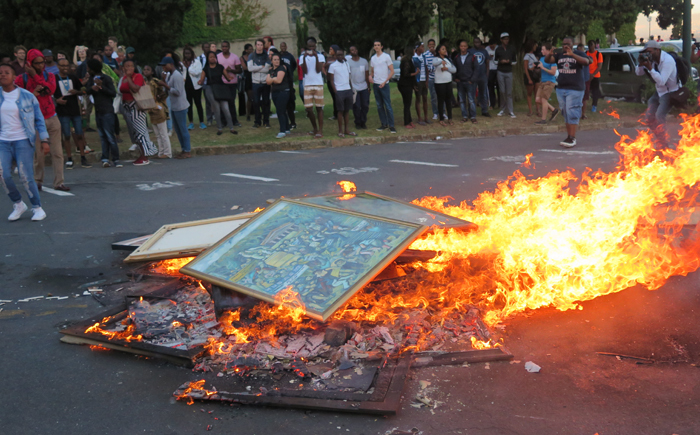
[338,133,345,138]
[230,129,238,135]
[315,133,323,138]
[439,121,447,127]
[448,120,454,126]
[346,132,357,136]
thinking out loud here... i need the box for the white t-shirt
[328,60,352,91]
[485,46,497,71]
[0,88,28,141]
[370,52,393,84]
[299,52,326,86]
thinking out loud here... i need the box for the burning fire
[337,180,357,200]
[522,153,534,169]
[174,380,217,405]
[150,257,195,274]
[603,108,620,119]
[85,320,143,342]
[253,207,265,213]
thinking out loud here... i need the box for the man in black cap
[43,49,59,74]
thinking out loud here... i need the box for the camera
[639,52,652,63]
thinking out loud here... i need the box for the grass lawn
[80,83,650,154]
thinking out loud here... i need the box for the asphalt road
[2,127,699,435]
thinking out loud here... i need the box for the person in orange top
[584,39,603,114]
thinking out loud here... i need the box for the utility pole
[683,0,692,62]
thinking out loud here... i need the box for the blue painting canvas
[181,200,425,321]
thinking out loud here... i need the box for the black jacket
[85,75,116,115]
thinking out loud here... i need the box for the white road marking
[221,173,279,182]
[389,160,458,167]
[277,150,309,154]
[482,156,527,163]
[414,141,437,144]
[135,181,184,191]
[538,149,616,155]
[42,187,75,196]
[317,167,379,175]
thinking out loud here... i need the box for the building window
[206,0,221,27]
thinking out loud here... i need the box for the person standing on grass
[576,43,591,120]
[199,42,214,126]
[545,37,588,148]
[453,39,472,123]
[534,43,559,125]
[327,47,356,137]
[158,56,192,159]
[120,59,157,165]
[144,65,171,159]
[397,46,418,129]
[248,39,272,129]
[432,44,456,126]
[370,40,396,133]
[182,46,205,130]
[85,59,121,168]
[412,42,430,125]
[218,41,242,128]
[495,33,517,118]
[54,58,90,170]
[279,42,298,130]
[584,40,603,114]
[485,39,499,110]
[239,44,254,122]
[523,41,541,117]
[424,39,438,120]
[199,51,236,136]
[0,63,49,221]
[10,46,27,76]
[348,45,370,130]
[465,37,490,122]
[299,37,326,138]
[15,49,69,192]
[266,53,291,139]
[325,45,340,121]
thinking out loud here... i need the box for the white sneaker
[8,201,27,221]
[84,145,93,153]
[432,114,438,120]
[498,110,504,117]
[168,130,173,137]
[31,207,46,221]
[128,144,138,151]
[509,113,516,118]
[270,113,278,119]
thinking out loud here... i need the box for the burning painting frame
[111,234,153,252]
[181,200,427,321]
[291,191,477,231]
[124,213,255,263]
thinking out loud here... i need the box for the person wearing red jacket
[15,48,68,191]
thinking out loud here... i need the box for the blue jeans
[373,83,394,128]
[298,81,304,101]
[58,115,84,138]
[0,139,42,208]
[166,96,172,130]
[96,112,119,162]
[468,80,489,117]
[171,109,191,152]
[271,90,290,133]
[646,91,672,127]
[457,81,470,119]
[556,88,585,125]
[353,88,370,127]
[252,83,271,126]
[428,78,437,116]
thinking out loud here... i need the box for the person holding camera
[635,40,678,142]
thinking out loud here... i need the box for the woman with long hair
[432,44,456,126]
[0,63,48,221]
[266,53,290,138]
[182,46,205,129]
[120,59,157,165]
[198,51,236,135]
[240,44,254,120]
[523,40,541,116]
[398,46,419,128]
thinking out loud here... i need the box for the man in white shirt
[299,37,325,137]
[348,45,370,129]
[369,40,396,133]
[635,40,678,142]
[327,48,354,137]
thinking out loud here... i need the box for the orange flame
[604,108,620,119]
[253,207,265,213]
[85,321,143,342]
[150,257,195,275]
[174,380,217,405]
[522,153,534,169]
[337,180,357,200]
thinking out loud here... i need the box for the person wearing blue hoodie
[466,37,490,122]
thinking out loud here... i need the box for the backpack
[20,71,51,88]
[668,51,690,85]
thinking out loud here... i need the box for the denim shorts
[555,88,585,125]
[58,115,84,138]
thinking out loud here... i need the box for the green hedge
[178,0,266,46]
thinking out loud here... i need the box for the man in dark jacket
[85,59,121,167]
[453,40,471,122]
[466,37,491,121]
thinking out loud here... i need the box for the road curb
[56,120,639,165]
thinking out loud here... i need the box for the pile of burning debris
[62,115,700,413]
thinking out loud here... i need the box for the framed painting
[181,200,427,321]
[292,191,477,231]
[112,234,153,251]
[124,213,255,263]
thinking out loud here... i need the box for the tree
[178,0,269,47]
[303,0,435,57]
[0,0,192,63]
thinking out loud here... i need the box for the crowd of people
[0,32,681,221]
